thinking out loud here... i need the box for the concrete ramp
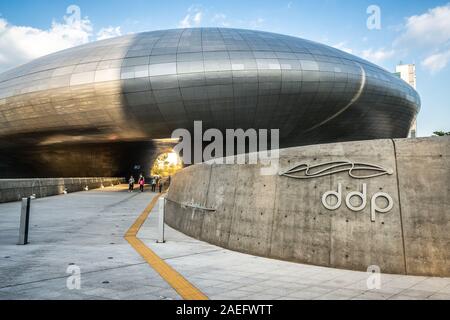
[166,137,450,277]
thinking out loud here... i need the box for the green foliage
[151,153,183,177]
[433,131,450,136]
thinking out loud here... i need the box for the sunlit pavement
[0,186,449,300]
[140,204,450,300]
[0,185,180,300]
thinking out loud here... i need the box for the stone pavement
[0,185,180,300]
[0,186,449,300]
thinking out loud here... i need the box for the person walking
[151,177,157,192]
[128,176,135,192]
[138,175,145,193]
[158,179,163,193]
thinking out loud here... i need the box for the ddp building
[0,28,420,178]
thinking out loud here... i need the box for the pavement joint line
[395,277,433,297]
[100,191,145,211]
[162,249,223,261]
[137,237,206,245]
[124,193,209,300]
[0,261,150,290]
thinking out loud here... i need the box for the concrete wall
[0,177,124,203]
[394,138,450,276]
[166,137,450,276]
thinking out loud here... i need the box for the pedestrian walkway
[0,186,449,300]
[139,198,450,300]
[0,185,180,300]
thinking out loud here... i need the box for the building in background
[395,64,417,138]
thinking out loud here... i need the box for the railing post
[18,197,31,245]
[157,196,165,243]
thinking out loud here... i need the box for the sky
[0,0,449,136]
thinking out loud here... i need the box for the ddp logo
[321,183,393,222]
[279,160,395,222]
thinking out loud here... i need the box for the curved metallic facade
[0,28,420,177]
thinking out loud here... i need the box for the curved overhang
[0,28,420,150]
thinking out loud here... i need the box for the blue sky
[0,0,449,136]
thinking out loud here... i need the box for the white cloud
[178,15,191,28]
[249,17,265,29]
[333,42,353,54]
[0,8,125,73]
[178,6,203,28]
[0,14,93,72]
[178,6,264,31]
[396,3,450,48]
[393,3,450,74]
[97,26,122,40]
[422,49,450,73]
[211,13,230,27]
[330,41,395,66]
[334,4,450,73]
[193,11,203,25]
[331,42,395,65]
[361,48,396,64]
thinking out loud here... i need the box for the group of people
[128,174,166,193]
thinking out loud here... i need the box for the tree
[433,131,450,136]
[151,153,183,177]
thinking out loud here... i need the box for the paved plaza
[0,186,449,300]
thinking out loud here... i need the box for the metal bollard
[18,197,31,245]
[157,196,165,243]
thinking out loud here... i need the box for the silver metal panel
[0,28,420,149]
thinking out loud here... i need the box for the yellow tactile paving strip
[124,193,208,300]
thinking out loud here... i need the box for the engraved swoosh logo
[279,160,394,179]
